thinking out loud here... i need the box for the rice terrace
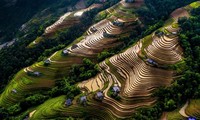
[0,0,200,120]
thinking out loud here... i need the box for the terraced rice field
[145,27,183,65]
[0,1,143,108]
[29,3,102,47]
[77,23,183,118]
[31,22,183,118]
[2,1,199,119]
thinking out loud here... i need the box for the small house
[96,91,104,100]
[147,58,157,66]
[44,59,51,66]
[172,31,177,35]
[33,72,41,77]
[112,20,124,27]
[112,85,120,96]
[91,27,97,33]
[27,70,41,77]
[80,96,87,105]
[11,89,17,94]
[155,30,164,37]
[65,99,72,106]
[112,86,120,93]
[188,117,196,120]
[62,49,69,55]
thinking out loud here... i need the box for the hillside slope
[0,0,144,107]
[0,0,200,120]
[0,0,79,43]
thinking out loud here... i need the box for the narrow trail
[160,112,167,120]
[179,101,189,118]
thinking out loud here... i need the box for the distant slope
[0,0,79,43]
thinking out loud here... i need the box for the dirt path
[29,110,36,118]
[179,101,189,117]
[160,112,167,120]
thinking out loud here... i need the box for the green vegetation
[190,1,200,8]
[185,100,200,118]
[141,34,153,55]
[67,58,99,83]
[167,109,186,120]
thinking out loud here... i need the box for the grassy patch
[28,37,44,48]
[190,1,200,8]
[172,23,179,28]
[164,18,174,27]
[102,81,109,91]
[185,99,200,119]
[167,109,186,120]
[141,34,153,55]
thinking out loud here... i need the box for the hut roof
[63,49,69,54]
[147,58,157,65]
[44,59,50,64]
[12,89,17,93]
[33,71,41,76]
[147,58,153,63]
[188,117,196,120]
[80,96,87,102]
[65,99,72,106]
[96,91,104,98]
[112,86,120,92]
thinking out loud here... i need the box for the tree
[7,104,21,115]
[164,99,176,111]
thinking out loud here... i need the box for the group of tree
[137,0,196,24]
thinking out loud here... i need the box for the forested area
[137,0,196,24]
[131,7,200,120]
